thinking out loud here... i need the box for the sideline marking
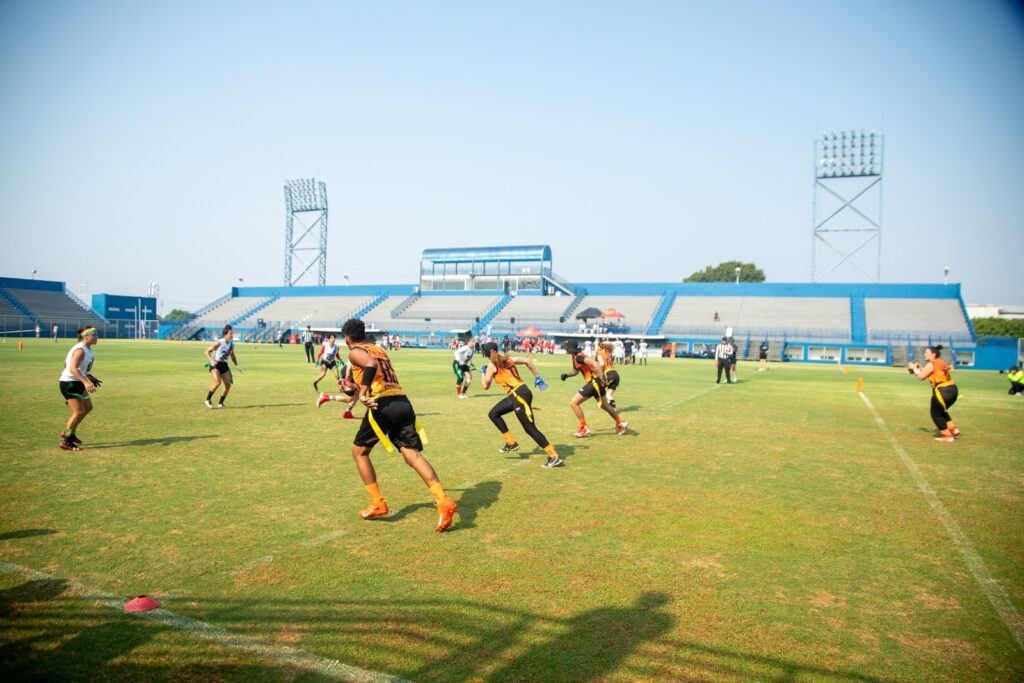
[657,383,721,412]
[0,562,408,682]
[858,392,1024,652]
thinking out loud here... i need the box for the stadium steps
[646,291,677,335]
[542,271,577,297]
[170,293,231,340]
[767,339,784,362]
[561,289,588,320]
[352,292,389,320]
[0,288,35,319]
[891,344,909,367]
[391,292,420,317]
[850,296,866,343]
[229,296,276,328]
[474,294,513,334]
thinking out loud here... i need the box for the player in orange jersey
[595,339,622,408]
[560,339,629,438]
[480,342,563,468]
[341,318,458,532]
[907,344,960,442]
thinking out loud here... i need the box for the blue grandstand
[155,246,1016,370]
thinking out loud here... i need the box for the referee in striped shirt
[715,337,734,384]
[302,325,315,363]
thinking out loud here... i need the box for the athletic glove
[480,363,488,375]
[534,376,548,391]
[560,373,568,382]
[204,362,212,370]
[234,365,243,374]
[314,360,321,367]
[86,373,102,387]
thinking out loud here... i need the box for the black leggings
[488,386,549,449]
[930,384,958,430]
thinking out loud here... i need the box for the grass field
[1,338,1022,681]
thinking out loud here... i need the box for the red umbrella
[600,307,624,319]
[517,326,545,336]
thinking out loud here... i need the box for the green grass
[1,338,1022,681]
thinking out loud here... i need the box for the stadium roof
[421,245,551,263]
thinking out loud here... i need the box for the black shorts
[604,370,621,391]
[453,360,470,379]
[578,378,607,401]
[729,355,737,364]
[59,380,89,402]
[759,351,767,360]
[353,395,423,451]
[211,361,231,375]
[321,360,338,370]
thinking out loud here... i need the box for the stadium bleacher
[661,296,851,341]
[866,298,971,343]
[236,296,375,328]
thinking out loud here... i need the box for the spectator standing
[302,325,315,363]
[758,341,769,371]
[623,338,634,365]
[52,324,59,342]
[638,340,648,365]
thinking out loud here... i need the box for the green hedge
[971,317,1024,337]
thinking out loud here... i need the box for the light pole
[31,269,37,280]
[735,266,741,284]
[943,266,950,285]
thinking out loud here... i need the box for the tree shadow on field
[0,578,888,681]
[613,404,643,413]
[0,529,57,541]
[87,435,219,449]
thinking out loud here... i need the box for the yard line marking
[0,562,409,682]
[657,383,721,412]
[225,554,275,576]
[301,529,347,547]
[858,392,1024,652]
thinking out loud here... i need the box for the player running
[313,333,342,392]
[317,360,358,419]
[596,339,622,408]
[342,318,458,532]
[479,342,563,468]
[907,344,961,442]
[204,324,240,408]
[560,340,629,437]
[453,338,475,398]
[58,326,101,451]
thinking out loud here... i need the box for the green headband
[82,327,98,337]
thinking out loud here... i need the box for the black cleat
[542,456,564,468]
[498,443,520,454]
[58,441,81,452]
[60,431,82,445]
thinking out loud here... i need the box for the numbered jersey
[321,341,340,364]
[350,342,404,398]
[212,338,234,362]
[598,345,615,372]
[573,353,597,382]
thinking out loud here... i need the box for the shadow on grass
[229,403,306,410]
[87,435,219,449]
[0,578,886,682]
[0,529,57,541]
[446,480,500,531]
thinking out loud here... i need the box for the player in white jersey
[452,339,476,398]
[58,326,100,451]
[316,360,359,419]
[313,333,343,391]
[204,324,240,408]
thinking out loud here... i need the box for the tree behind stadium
[685,261,766,283]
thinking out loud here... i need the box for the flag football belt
[508,385,535,423]
[366,408,428,453]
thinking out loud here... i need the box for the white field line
[858,392,1024,652]
[0,562,409,682]
[657,383,721,412]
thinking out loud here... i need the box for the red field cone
[856,377,864,393]
[124,595,160,613]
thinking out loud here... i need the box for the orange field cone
[124,595,160,612]
[856,377,864,393]
[18,341,23,350]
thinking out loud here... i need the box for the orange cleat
[436,497,458,532]
[616,421,629,436]
[316,392,330,408]
[574,425,592,438]
[359,500,389,520]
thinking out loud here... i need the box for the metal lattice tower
[284,178,329,286]
[811,131,884,282]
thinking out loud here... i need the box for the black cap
[482,341,498,355]
[564,340,581,353]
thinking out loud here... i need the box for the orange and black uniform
[487,356,550,448]
[574,353,607,401]
[598,346,621,390]
[928,358,958,431]
[349,342,422,450]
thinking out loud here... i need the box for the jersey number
[377,358,398,384]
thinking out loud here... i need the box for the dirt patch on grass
[914,589,960,611]
[675,554,726,578]
[807,590,846,608]
[896,634,979,662]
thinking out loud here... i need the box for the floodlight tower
[283,178,329,286]
[811,130,884,282]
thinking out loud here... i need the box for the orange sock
[579,419,587,428]
[365,482,385,504]
[615,415,624,424]
[543,444,557,457]
[428,482,447,505]
[502,431,516,445]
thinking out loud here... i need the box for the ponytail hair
[928,344,943,357]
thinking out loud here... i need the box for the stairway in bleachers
[0,288,34,319]
[850,296,866,343]
[647,291,677,335]
[230,296,277,327]
[475,294,512,334]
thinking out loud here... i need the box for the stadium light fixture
[31,269,37,279]
[944,266,950,285]
[735,266,741,284]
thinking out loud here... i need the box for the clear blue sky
[1,0,1022,312]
